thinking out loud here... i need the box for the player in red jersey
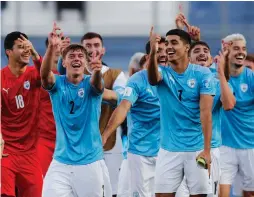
[36,36,70,177]
[1,31,43,197]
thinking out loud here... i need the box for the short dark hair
[145,37,166,54]
[246,54,254,62]
[62,44,88,60]
[139,54,147,68]
[189,41,210,55]
[81,32,103,45]
[166,29,191,45]
[4,31,28,57]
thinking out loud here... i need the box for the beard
[233,63,244,69]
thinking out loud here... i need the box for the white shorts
[175,148,220,197]
[117,159,131,197]
[128,152,156,197]
[104,153,123,195]
[220,146,254,191]
[232,173,243,196]
[42,159,108,197]
[155,148,211,195]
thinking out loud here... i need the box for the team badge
[24,81,30,90]
[187,79,196,88]
[78,88,84,98]
[240,83,248,92]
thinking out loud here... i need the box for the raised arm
[89,52,104,92]
[147,26,162,85]
[102,100,131,146]
[103,89,118,105]
[215,51,236,110]
[41,22,61,89]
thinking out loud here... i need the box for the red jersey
[1,61,42,154]
[37,71,58,141]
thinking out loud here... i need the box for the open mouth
[235,54,245,60]
[159,57,167,64]
[72,63,81,68]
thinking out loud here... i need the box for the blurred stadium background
[1,1,254,71]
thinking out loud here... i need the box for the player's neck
[67,74,83,85]
[230,63,244,77]
[8,59,27,77]
[170,55,189,74]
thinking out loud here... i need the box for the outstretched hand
[149,26,161,54]
[48,22,62,48]
[90,51,102,72]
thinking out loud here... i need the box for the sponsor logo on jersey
[24,81,30,90]
[240,83,248,92]
[202,79,211,89]
[187,78,196,88]
[78,88,84,98]
[2,88,9,94]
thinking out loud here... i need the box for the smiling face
[228,40,247,67]
[166,35,189,63]
[157,42,168,66]
[189,44,212,67]
[62,45,88,77]
[82,37,105,63]
[6,40,31,65]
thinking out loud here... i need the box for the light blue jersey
[221,67,254,149]
[121,70,160,157]
[157,64,215,152]
[211,71,234,148]
[47,75,104,165]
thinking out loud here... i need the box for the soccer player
[41,24,109,197]
[102,50,160,197]
[36,37,64,177]
[219,34,254,197]
[58,32,127,197]
[176,40,236,197]
[146,36,168,66]
[148,27,215,197]
[1,31,43,197]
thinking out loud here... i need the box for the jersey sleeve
[46,74,60,94]
[57,57,66,75]
[112,71,127,96]
[122,75,140,106]
[199,68,216,95]
[87,76,104,96]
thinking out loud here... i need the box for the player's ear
[185,44,190,52]
[62,59,67,68]
[101,47,106,56]
[5,49,12,58]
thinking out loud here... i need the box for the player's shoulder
[244,66,254,77]
[130,70,146,81]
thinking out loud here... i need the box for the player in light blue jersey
[102,53,162,197]
[40,24,109,197]
[219,34,254,197]
[148,27,216,197]
[176,39,236,197]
